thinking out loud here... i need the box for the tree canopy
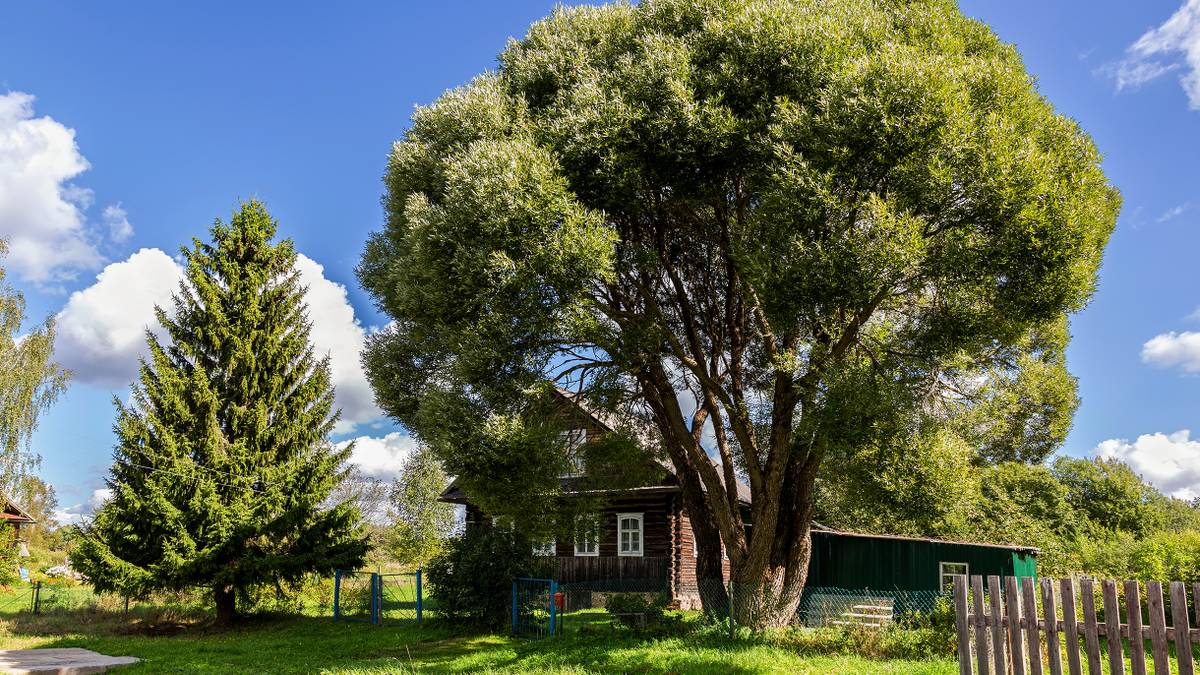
[0,240,69,492]
[74,202,369,623]
[359,0,1119,627]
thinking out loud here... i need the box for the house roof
[551,387,752,505]
[1,494,35,525]
[810,521,1039,555]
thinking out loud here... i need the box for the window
[618,513,643,557]
[533,539,556,556]
[940,562,969,591]
[560,429,589,474]
[575,532,598,556]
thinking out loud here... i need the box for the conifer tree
[74,201,369,624]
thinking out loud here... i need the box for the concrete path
[0,648,139,674]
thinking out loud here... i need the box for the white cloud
[0,91,104,283]
[1096,430,1200,500]
[103,203,133,242]
[54,248,183,387]
[335,431,417,480]
[1142,331,1200,372]
[295,254,384,433]
[1107,0,1200,109]
[53,487,113,526]
[1157,203,1191,223]
[53,248,385,432]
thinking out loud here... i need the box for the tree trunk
[213,585,238,626]
[730,523,812,629]
[728,456,821,630]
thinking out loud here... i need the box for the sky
[3,0,1200,523]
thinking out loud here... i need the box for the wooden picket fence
[953,575,1200,675]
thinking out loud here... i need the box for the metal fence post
[728,580,735,640]
[371,573,380,625]
[548,580,557,638]
[333,569,342,621]
[511,581,518,635]
[31,582,41,614]
[415,569,423,625]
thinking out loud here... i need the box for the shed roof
[811,521,1038,555]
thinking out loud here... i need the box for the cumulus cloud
[103,203,133,242]
[53,487,113,526]
[0,91,104,283]
[295,254,384,433]
[1142,331,1200,372]
[1105,0,1200,109]
[1095,430,1200,500]
[335,431,418,480]
[53,248,385,432]
[54,248,183,387]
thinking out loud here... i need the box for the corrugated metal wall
[807,531,1037,591]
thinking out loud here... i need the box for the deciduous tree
[359,0,1118,627]
[0,241,69,493]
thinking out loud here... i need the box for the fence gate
[377,571,423,625]
[952,574,1200,675]
[334,570,378,624]
[512,577,557,639]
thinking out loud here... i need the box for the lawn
[0,609,959,673]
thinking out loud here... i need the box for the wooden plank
[1127,580,1147,675]
[1103,580,1126,675]
[974,576,991,675]
[1170,581,1194,675]
[1147,581,1170,675]
[1025,577,1045,675]
[1080,578,1103,675]
[1043,578,1063,675]
[955,576,972,675]
[1062,579,1083,675]
[1008,575,1028,675]
[991,576,1008,675]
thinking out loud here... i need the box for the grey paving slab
[0,648,139,674]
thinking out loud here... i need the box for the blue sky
[3,0,1200,520]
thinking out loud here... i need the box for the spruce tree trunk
[214,586,238,626]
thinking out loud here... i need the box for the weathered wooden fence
[953,575,1200,675]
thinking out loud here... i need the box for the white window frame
[560,428,589,475]
[939,561,969,591]
[617,512,644,557]
[575,532,599,556]
[533,539,556,556]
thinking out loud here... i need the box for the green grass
[0,608,959,674]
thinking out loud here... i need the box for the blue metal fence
[512,577,557,638]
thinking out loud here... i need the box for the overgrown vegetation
[425,525,548,628]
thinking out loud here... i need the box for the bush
[425,526,547,628]
[604,592,673,628]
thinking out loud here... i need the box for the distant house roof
[1,495,35,525]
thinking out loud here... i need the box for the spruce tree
[74,201,369,623]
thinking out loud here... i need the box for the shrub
[604,592,672,628]
[425,526,547,628]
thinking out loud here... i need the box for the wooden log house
[439,390,1038,611]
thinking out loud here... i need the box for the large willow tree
[359,0,1118,627]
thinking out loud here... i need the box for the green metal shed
[807,526,1038,592]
